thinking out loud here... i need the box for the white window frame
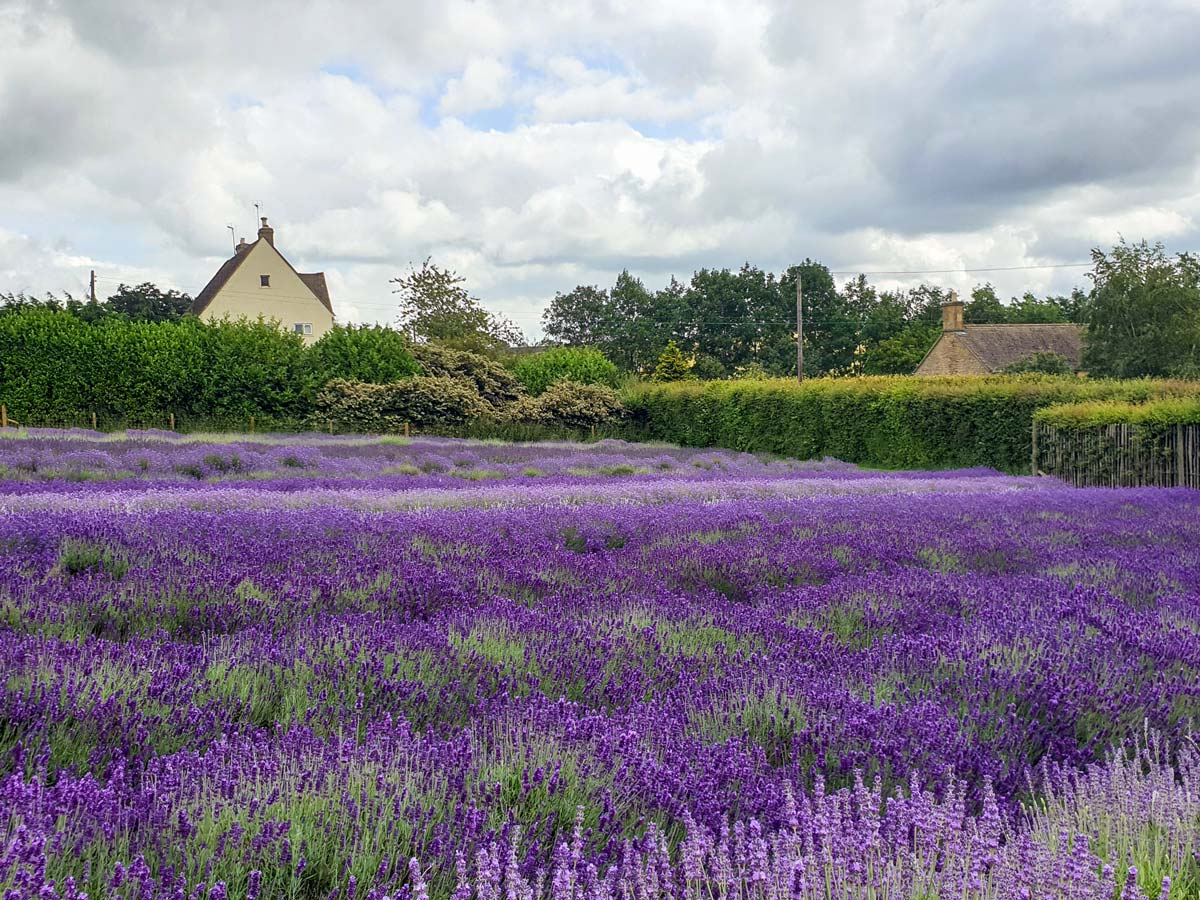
[294,322,313,335]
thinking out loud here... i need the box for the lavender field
[1,430,1198,900]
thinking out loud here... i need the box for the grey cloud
[2,0,1199,339]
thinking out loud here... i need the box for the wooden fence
[1033,422,1200,488]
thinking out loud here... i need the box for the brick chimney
[234,237,249,255]
[257,216,274,247]
[941,291,965,332]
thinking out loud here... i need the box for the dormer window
[260,275,270,287]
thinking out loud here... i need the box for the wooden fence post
[404,422,411,438]
[1030,421,1038,476]
[1,404,6,429]
[169,412,175,431]
[250,415,255,434]
[328,421,334,435]
[90,411,97,430]
[1178,424,1186,488]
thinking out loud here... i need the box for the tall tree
[964,284,1008,323]
[542,284,612,348]
[1083,239,1200,377]
[609,270,660,372]
[392,258,524,354]
[100,283,194,322]
[779,261,851,375]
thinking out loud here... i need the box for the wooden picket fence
[1033,421,1200,488]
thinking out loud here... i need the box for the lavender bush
[0,430,1197,899]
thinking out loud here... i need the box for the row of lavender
[1,433,1198,898]
[0,430,818,486]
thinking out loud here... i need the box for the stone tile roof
[958,324,1084,371]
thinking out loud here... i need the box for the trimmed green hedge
[1034,397,1200,428]
[621,376,1200,472]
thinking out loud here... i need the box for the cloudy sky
[2,0,1198,338]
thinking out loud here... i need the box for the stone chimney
[234,237,249,255]
[941,291,965,332]
[257,216,274,247]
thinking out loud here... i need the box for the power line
[828,262,1092,276]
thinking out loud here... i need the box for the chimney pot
[941,290,965,332]
[257,217,274,247]
[234,237,249,254]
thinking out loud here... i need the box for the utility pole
[795,272,803,383]
[89,270,97,304]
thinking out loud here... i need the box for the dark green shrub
[511,347,620,395]
[304,324,419,387]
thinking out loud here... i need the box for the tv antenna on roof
[226,224,236,250]
[254,202,261,223]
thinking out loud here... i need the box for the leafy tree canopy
[1083,239,1200,378]
[105,283,193,322]
[392,258,524,355]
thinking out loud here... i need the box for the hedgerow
[620,376,1200,472]
[1034,396,1200,428]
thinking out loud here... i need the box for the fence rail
[1034,422,1200,488]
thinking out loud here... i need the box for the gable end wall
[915,334,989,375]
[197,241,334,344]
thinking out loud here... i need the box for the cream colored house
[192,218,334,344]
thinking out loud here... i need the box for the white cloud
[439,58,514,116]
[1,0,1198,336]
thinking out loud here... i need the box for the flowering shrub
[513,380,624,429]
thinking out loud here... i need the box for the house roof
[957,324,1085,371]
[191,250,248,316]
[298,272,332,314]
[191,238,334,317]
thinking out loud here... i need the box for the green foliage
[304,324,419,386]
[1084,239,1200,378]
[0,309,319,426]
[731,362,771,381]
[692,354,728,380]
[411,343,525,407]
[313,376,492,431]
[1002,352,1075,375]
[1034,397,1200,428]
[652,340,695,382]
[514,381,624,429]
[621,376,1200,472]
[385,376,493,427]
[511,347,621,395]
[392,258,524,354]
[104,282,193,322]
[860,324,940,375]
